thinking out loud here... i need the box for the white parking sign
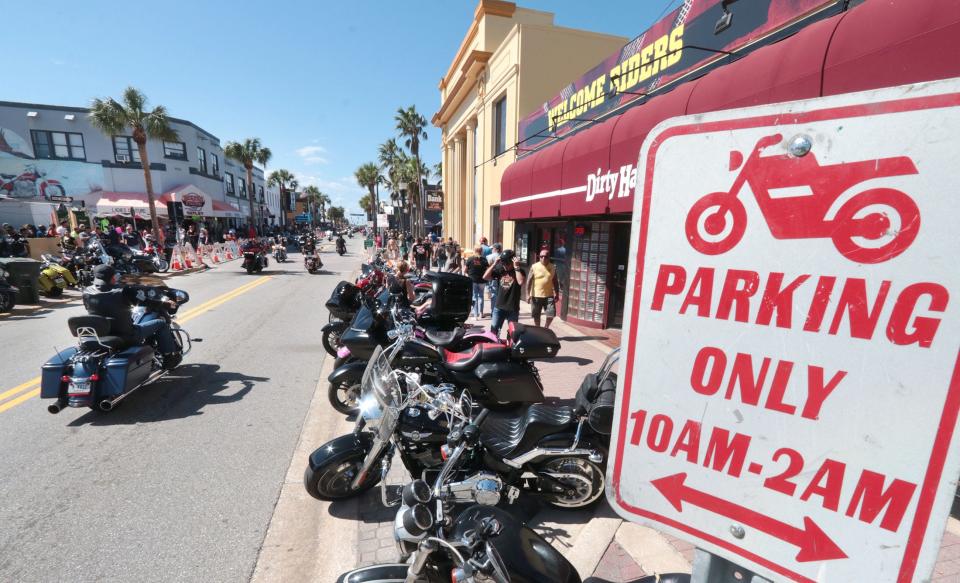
[608,78,960,582]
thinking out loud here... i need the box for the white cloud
[295,145,329,165]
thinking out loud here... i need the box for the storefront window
[567,222,609,324]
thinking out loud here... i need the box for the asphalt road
[0,238,359,582]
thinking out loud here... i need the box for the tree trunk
[136,139,161,243]
[245,164,256,234]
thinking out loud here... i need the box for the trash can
[0,257,41,304]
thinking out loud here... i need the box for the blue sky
[4,0,680,215]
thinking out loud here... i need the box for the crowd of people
[370,229,560,337]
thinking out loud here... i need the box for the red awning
[822,0,960,96]
[499,0,960,221]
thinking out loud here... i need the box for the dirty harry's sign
[518,0,843,149]
[608,79,960,582]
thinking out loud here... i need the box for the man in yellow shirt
[527,249,559,328]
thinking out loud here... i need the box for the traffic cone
[170,247,184,271]
[183,245,193,268]
[225,244,234,260]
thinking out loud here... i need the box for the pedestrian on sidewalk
[445,242,462,273]
[484,249,525,337]
[485,242,502,307]
[464,245,489,320]
[412,237,430,274]
[434,241,447,271]
[527,249,559,328]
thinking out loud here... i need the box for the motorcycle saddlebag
[326,281,361,320]
[507,322,561,359]
[100,345,154,398]
[40,347,79,398]
[575,371,617,435]
[423,271,471,323]
[476,361,544,403]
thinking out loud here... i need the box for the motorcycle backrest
[67,315,112,338]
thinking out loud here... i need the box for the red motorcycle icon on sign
[684,133,921,263]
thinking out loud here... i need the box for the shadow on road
[0,294,83,321]
[67,363,267,426]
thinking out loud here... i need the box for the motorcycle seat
[481,404,576,459]
[442,342,510,372]
[423,327,463,348]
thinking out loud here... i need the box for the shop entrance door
[607,223,630,328]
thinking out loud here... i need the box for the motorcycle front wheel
[155,258,170,273]
[303,449,380,500]
[328,380,361,415]
[322,327,344,357]
[0,291,15,312]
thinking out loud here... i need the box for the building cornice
[438,0,516,91]
[433,50,492,127]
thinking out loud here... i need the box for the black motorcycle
[242,243,268,274]
[336,423,689,583]
[327,289,554,415]
[0,265,17,312]
[40,286,198,413]
[305,341,610,509]
[337,238,346,256]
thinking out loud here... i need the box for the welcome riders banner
[517,0,844,151]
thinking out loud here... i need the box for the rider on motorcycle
[82,264,179,368]
[336,233,346,254]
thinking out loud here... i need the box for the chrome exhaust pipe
[47,401,66,414]
[98,399,114,412]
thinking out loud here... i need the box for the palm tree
[267,169,297,227]
[358,194,374,223]
[355,162,381,233]
[328,206,346,228]
[224,138,272,231]
[432,162,442,185]
[89,87,179,242]
[301,185,326,227]
[395,105,428,235]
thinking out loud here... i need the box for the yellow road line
[176,276,270,320]
[0,388,40,414]
[0,276,273,415]
[0,377,42,404]
[177,276,272,324]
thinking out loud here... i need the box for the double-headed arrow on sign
[651,473,847,562]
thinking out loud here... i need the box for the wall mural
[0,126,104,203]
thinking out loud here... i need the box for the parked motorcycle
[306,334,604,510]
[0,266,17,312]
[38,253,77,297]
[327,286,552,415]
[336,408,687,583]
[40,286,199,413]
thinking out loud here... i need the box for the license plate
[68,381,91,395]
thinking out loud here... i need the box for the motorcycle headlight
[173,289,189,304]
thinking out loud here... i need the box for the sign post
[608,79,960,582]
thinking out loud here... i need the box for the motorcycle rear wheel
[45,285,64,298]
[540,457,606,509]
[156,259,170,273]
[303,450,379,500]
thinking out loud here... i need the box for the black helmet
[92,264,117,288]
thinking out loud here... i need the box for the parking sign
[608,78,960,582]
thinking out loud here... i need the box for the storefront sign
[426,190,443,211]
[608,79,960,582]
[518,0,843,149]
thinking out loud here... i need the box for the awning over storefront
[212,200,243,219]
[94,192,164,217]
[501,0,960,221]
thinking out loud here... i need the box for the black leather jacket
[82,284,168,337]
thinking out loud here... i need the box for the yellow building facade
[433,1,626,249]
